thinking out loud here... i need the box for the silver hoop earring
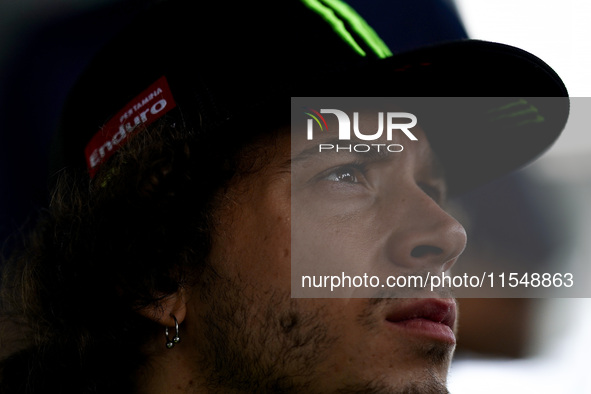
[165,314,181,349]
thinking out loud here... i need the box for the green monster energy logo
[487,98,545,127]
[302,0,393,58]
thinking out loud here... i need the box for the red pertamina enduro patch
[84,76,177,176]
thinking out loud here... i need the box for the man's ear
[138,289,188,327]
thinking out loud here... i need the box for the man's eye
[324,165,365,184]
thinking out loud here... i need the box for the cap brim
[291,39,569,195]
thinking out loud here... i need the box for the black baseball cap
[51,0,569,194]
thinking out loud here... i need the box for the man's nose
[384,186,467,272]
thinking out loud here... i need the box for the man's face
[184,111,467,393]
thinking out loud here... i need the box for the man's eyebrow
[289,137,392,165]
[285,138,447,187]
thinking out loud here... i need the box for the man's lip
[385,299,457,343]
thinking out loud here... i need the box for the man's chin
[333,376,450,394]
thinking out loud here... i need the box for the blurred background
[450,0,591,392]
[1,0,590,392]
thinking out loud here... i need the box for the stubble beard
[194,266,451,394]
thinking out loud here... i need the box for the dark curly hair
[0,115,284,393]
